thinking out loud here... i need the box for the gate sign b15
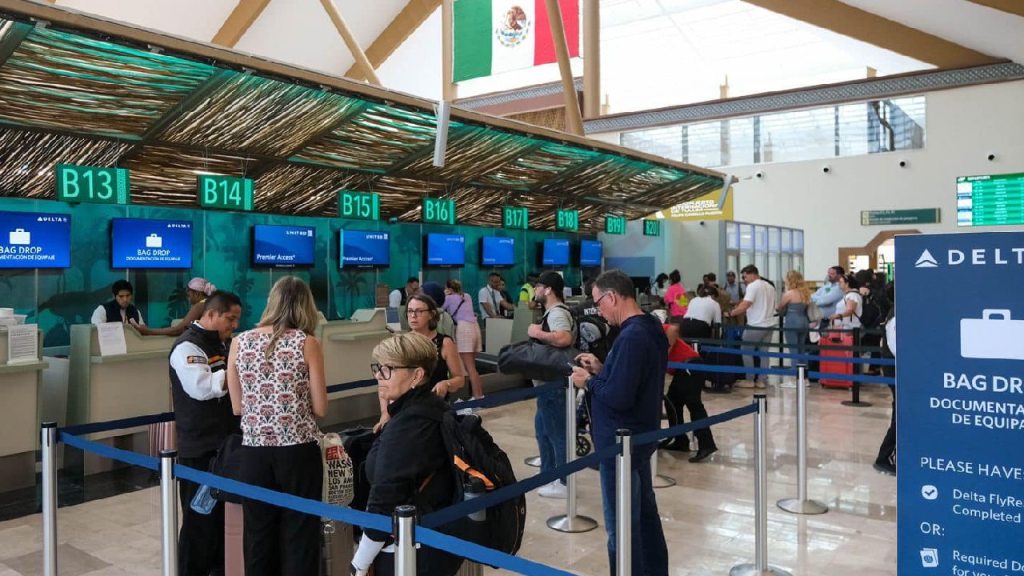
[56,164,129,205]
[895,231,1024,576]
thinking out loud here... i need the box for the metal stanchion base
[524,456,541,467]
[730,564,793,576]
[546,514,599,533]
[777,498,828,515]
[840,400,872,408]
[653,474,676,488]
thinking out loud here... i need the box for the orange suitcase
[819,330,854,388]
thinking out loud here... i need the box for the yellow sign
[661,187,734,221]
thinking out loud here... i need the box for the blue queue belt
[60,411,175,437]
[60,432,160,471]
[326,378,378,395]
[698,345,895,366]
[456,380,562,410]
[668,362,797,377]
[809,371,895,385]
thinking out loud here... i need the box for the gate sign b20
[896,231,1024,575]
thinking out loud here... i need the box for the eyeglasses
[594,291,611,307]
[406,308,430,316]
[370,363,416,379]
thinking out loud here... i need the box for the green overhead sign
[556,209,579,232]
[56,164,129,205]
[861,208,940,226]
[338,191,380,221]
[503,206,528,230]
[422,197,456,225]
[198,174,253,211]
[643,219,661,236]
[605,215,626,235]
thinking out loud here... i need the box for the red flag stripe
[533,0,580,66]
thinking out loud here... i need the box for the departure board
[956,172,1024,227]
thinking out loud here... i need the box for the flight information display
[956,172,1024,227]
[481,236,515,266]
[0,211,71,268]
[542,239,570,266]
[425,233,465,266]
[579,239,603,267]
[111,218,192,269]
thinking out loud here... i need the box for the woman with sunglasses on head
[374,293,466,432]
[351,333,463,576]
[226,276,327,576]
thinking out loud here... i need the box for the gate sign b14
[198,174,253,211]
[895,231,1024,575]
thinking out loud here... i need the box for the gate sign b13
[0,211,71,269]
[56,164,129,205]
[895,231,1024,575]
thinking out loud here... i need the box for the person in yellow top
[519,272,539,309]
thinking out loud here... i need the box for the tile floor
[0,380,898,575]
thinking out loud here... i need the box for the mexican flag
[453,0,580,83]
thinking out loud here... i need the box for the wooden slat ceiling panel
[122,146,258,207]
[0,8,725,231]
[0,128,132,197]
[292,104,440,171]
[157,74,365,157]
[0,24,218,139]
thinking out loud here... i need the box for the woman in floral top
[227,276,327,576]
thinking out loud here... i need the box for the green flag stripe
[453,0,492,82]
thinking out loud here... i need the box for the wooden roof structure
[0,1,724,233]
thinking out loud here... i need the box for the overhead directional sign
[896,231,1024,576]
[198,174,253,211]
[503,206,528,230]
[338,191,380,221]
[605,215,626,235]
[56,164,129,205]
[556,209,579,232]
[423,197,456,225]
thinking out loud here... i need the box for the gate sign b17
[895,231,1024,575]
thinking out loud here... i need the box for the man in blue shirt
[571,270,668,576]
[810,266,845,323]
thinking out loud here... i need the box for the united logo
[495,6,530,48]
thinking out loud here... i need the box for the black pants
[178,453,225,576]
[666,369,716,451]
[242,442,323,576]
[876,363,896,468]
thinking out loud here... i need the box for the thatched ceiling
[0,1,723,234]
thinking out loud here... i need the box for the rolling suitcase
[819,329,854,388]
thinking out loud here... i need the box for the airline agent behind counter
[91,279,145,326]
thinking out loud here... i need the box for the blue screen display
[0,211,71,269]
[111,218,192,269]
[340,230,390,268]
[542,239,570,266]
[253,224,316,266]
[580,239,603,266]
[481,236,515,266]
[425,233,465,266]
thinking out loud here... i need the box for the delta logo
[914,248,1024,268]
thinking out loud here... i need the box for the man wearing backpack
[570,270,668,576]
[526,271,577,499]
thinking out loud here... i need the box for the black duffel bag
[497,340,580,382]
[209,433,244,503]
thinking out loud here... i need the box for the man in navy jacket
[571,270,668,576]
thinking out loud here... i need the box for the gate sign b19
[896,231,1024,575]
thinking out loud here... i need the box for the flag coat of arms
[454,0,580,82]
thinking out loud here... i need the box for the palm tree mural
[166,285,190,325]
[338,270,367,318]
[233,267,256,328]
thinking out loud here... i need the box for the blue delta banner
[896,231,1024,575]
[0,211,71,268]
[111,218,192,269]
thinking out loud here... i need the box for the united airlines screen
[252,224,316,266]
[580,240,603,267]
[542,239,570,266]
[425,233,465,266]
[481,236,515,266]
[340,230,390,268]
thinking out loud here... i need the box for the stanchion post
[730,396,791,576]
[395,505,417,576]
[41,422,58,576]
[547,378,598,533]
[616,429,632,576]
[778,365,828,515]
[842,328,872,407]
[159,449,178,576]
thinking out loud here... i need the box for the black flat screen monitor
[542,238,570,266]
[425,233,465,267]
[252,224,316,267]
[111,218,192,269]
[0,211,71,269]
[340,230,390,268]
[480,236,515,266]
[579,239,603,267]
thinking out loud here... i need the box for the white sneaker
[453,398,475,416]
[538,481,568,499]
[734,380,756,389]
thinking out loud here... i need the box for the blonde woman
[227,276,327,576]
[352,332,463,576]
[777,270,811,359]
[441,278,484,399]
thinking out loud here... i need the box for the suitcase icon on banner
[9,228,30,245]
[145,233,163,248]
[960,309,1024,361]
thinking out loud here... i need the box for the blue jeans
[598,454,668,576]
[535,383,567,480]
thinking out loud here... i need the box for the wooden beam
[545,0,584,135]
[320,0,381,85]
[346,0,442,81]
[966,0,1024,18]
[582,0,599,119]
[742,0,1000,69]
[211,0,271,48]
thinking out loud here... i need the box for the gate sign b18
[895,231,1024,575]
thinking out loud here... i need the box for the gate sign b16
[895,231,1024,575]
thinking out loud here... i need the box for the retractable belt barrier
[46,374,761,576]
[684,336,884,354]
[699,346,895,366]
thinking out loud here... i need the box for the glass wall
[723,221,804,294]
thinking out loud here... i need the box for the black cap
[535,271,565,294]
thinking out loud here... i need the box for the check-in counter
[68,324,174,468]
[0,327,46,491]
[484,317,514,355]
[316,309,390,426]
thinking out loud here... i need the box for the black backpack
[858,289,890,329]
[565,302,617,362]
[411,407,526,556]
